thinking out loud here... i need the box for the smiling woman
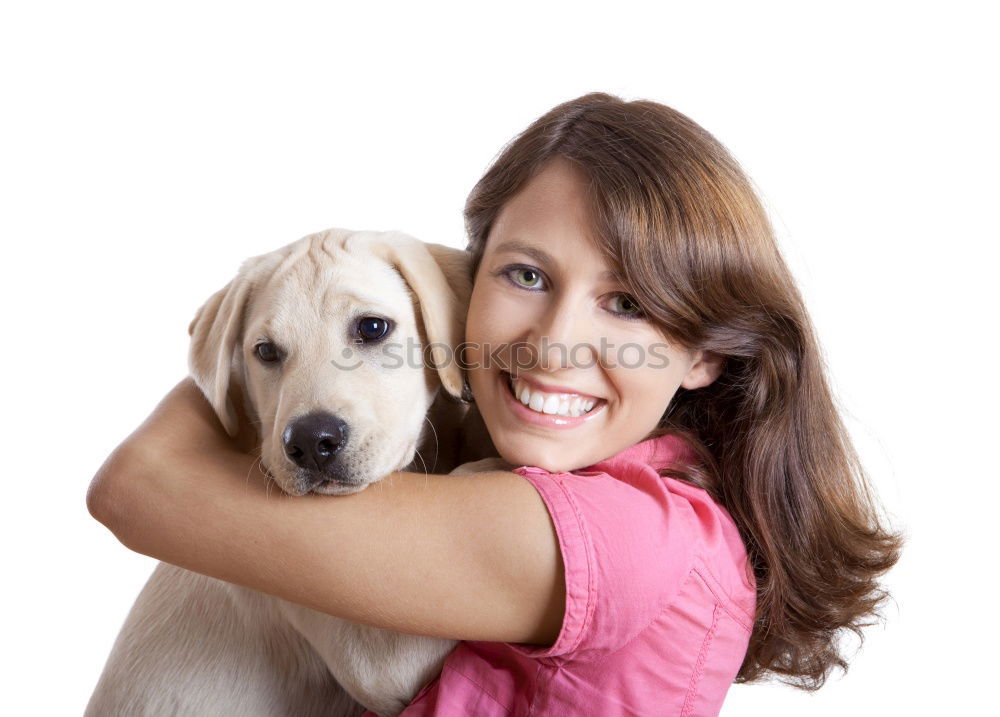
[87,91,902,717]
[464,157,724,472]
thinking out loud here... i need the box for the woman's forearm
[86,377,566,645]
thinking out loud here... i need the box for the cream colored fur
[87,228,482,717]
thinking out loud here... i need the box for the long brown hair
[462,92,903,690]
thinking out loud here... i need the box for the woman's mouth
[501,371,605,423]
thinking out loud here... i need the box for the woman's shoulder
[506,434,755,661]
[514,432,755,615]
[606,434,755,602]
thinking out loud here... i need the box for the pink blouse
[365,433,756,716]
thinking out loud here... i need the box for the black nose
[282,412,348,471]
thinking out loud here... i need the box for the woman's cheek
[470,287,520,345]
[465,283,496,344]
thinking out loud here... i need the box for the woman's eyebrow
[492,239,624,282]
[492,240,552,265]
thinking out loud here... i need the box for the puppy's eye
[357,316,392,342]
[255,342,280,363]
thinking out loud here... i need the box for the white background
[2,1,996,714]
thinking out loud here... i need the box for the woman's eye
[255,342,280,363]
[357,316,392,342]
[509,267,544,289]
[609,294,645,318]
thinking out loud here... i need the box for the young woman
[87,92,903,715]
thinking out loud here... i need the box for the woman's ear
[680,350,726,390]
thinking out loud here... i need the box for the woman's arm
[87,377,566,646]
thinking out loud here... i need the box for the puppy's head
[188,228,471,496]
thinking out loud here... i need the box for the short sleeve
[506,463,700,662]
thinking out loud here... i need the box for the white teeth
[529,392,545,412]
[508,373,599,418]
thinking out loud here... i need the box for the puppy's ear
[187,255,271,436]
[371,233,473,401]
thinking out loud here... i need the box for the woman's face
[465,157,722,472]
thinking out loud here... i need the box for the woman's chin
[495,444,579,474]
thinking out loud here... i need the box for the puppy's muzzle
[283,411,349,479]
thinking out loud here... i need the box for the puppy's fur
[87,229,488,717]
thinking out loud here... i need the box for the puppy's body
[87,229,493,717]
[86,563,365,716]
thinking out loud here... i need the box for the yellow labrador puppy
[86,228,491,717]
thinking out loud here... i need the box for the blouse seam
[551,472,597,656]
[440,664,512,714]
[586,530,702,669]
[588,562,696,669]
[680,603,721,717]
[690,532,755,598]
[692,563,753,632]
[524,661,544,717]
[509,469,596,663]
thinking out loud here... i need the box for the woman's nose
[529,295,597,371]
